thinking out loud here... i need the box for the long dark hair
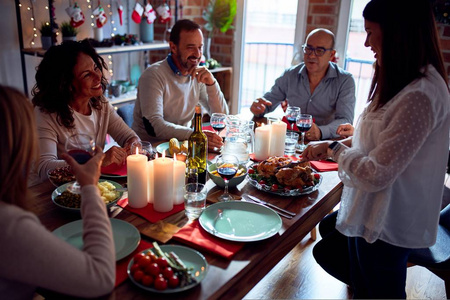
[363,0,447,110]
[32,39,108,129]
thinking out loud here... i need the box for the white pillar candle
[127,150,148,208]
[269,120,287,157]
[152,152,174,212]
[254,124,272,161]
[173,153,186,205]
[147,159,154,204]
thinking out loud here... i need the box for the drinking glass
[65,134,96,194]
[296,114,313,152]
[131,141,154,160]
[285,106,301,131]
[184,183,207,221]
[216,154,239,202]
[210,113,227,135]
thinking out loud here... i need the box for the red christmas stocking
[118,4,123,26]
[132,2,144,24]
[156,3,171,23]
[93,5,107,28]
[65,2,85,28]
[144,3,156,24]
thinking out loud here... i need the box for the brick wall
[148,0,450,79]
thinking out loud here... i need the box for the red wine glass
[296,114,313,152]
[210,113,227,136]
[285,106,301,131]
[65,134,96,194]
[216,154,239,202]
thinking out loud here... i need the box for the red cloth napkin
[310,160,338,172]
[101,163,127,176]
[282,116,299,131]
[115,240,153,287]
[172,220,244,259]
[117,198,185,223]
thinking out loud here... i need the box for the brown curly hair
[32,39,109,129]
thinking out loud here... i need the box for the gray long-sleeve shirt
[262,62,356,139]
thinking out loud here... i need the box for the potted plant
[39,23,53,50]
[60,22,78,42]
[202,0,237,60]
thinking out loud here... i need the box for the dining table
[31,117,343,300]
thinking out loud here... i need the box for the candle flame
[155,152,158,159]
[162,150,166,158]
[174,153,177,161]
[135,147,139,155]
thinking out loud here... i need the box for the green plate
[51,179,123,212]
[127,245,208,293]
[199,201,282,242]
[52,218,140,261]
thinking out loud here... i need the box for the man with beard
[250,28,356,141]
[132,19,228,149]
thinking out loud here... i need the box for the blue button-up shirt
[262,62,356,139]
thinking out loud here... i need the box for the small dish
[47,166,76,187]
[127,245,208,293]
[207,163,247,188]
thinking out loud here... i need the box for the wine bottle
[187,104,207,184]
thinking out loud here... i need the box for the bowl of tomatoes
[127,243,208,293]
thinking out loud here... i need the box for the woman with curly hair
[30,39,139,185]
[0,85,115,298]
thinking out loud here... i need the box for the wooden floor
[244,175,450,299]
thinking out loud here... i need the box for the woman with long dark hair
[303,0,449,298]
[30,39,139,185]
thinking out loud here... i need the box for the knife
[245,194,296,217]
[242,196,293,219]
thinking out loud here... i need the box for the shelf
[108,90,137,106]
[22,41,170,58]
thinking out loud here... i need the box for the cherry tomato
[314,173,320,180]
[133,252,146,264]
[154,277,168,290]
[133,270,145,283]
[156,257,169,268]
[137,255,152,270]
[145,263,160,276]
[168,275,180,288]
[271,184,279,191]
[248,168,255,174]
[259,180,266,185]
[148,252,158,262]
[162,267,174,279]
[141,275,154,287]
[130,263,140,275]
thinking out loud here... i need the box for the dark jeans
[313,211,412,299]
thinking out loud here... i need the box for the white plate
[199,201,282,242]
[52,218,140,261]
[51,179,123,211]
[127,245,208,293]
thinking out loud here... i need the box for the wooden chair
[408,204,450,298]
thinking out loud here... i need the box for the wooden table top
[30,163,342,300]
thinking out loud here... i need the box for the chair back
[117,103,135,128]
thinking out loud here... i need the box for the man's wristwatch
[328,141,341,152]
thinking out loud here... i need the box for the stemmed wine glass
[131,141,154,160]
[65,134,96,194]
[285,106,301,131]
[210,113,227,136]
[216,154,239,202]
[296,114,313,152]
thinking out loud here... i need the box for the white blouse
[332,65,450,248]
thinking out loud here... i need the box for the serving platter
[51,179,123,211]
[247,174,322,197]
[53,218,140,261]
[199,201,282,242]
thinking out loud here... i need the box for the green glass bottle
[187,104,207,184]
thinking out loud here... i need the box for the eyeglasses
[302,44,333,57]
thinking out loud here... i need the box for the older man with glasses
[250,28,356,141]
